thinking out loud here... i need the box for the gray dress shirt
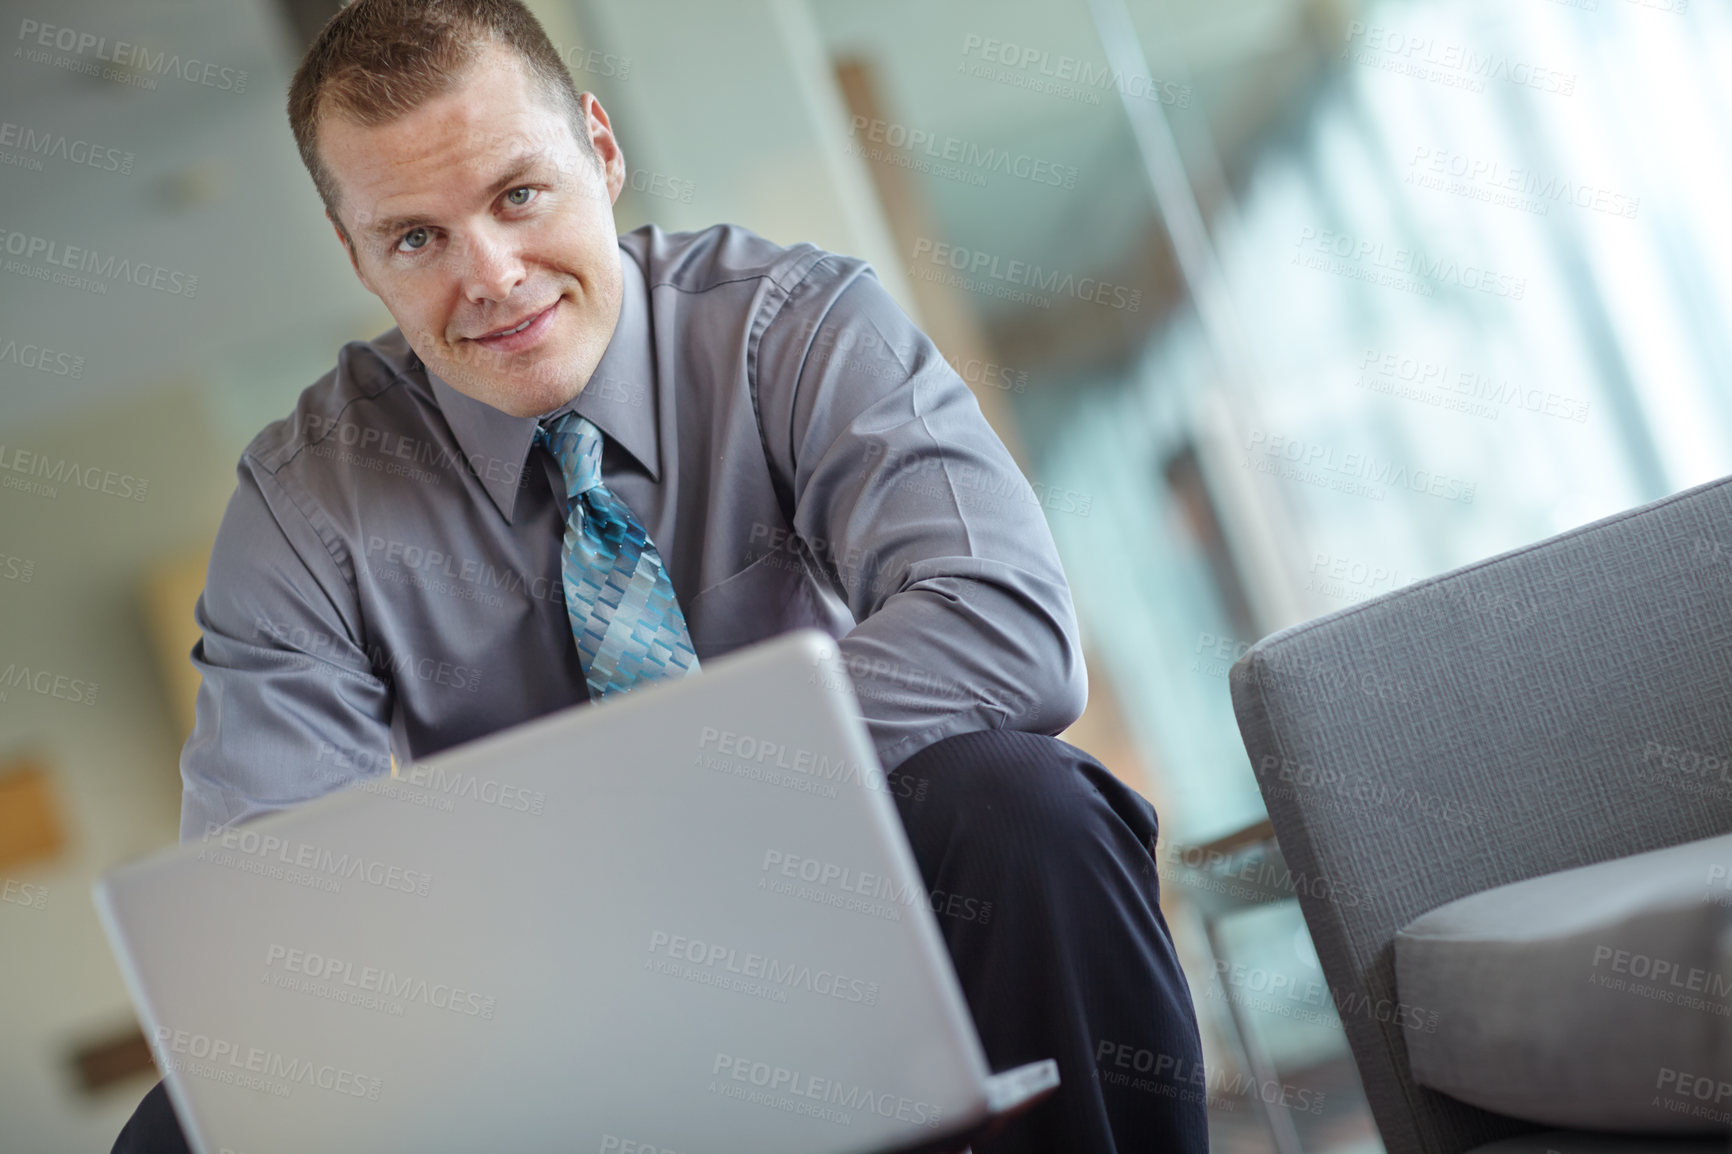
[180,223,1087,842]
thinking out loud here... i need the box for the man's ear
[579,92,626,206]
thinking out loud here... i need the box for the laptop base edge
[869,1060,1061,1154]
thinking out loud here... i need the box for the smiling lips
[469,299,558,351]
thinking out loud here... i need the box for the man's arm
[755,255,1088,772]
[179,461,393,842]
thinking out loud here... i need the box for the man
[115,1,1205,1150]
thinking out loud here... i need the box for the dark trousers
[115,729,1206,1154]
[887,729,1208,1154]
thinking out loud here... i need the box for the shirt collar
[425,246,660,523]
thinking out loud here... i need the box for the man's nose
[459,226,526,303]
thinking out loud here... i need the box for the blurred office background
[0,0,1723,1148]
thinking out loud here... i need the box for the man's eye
[397,227,431,254]
[505,187,536,207]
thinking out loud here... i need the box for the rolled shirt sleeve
[756,256,1088,771]
[178,463,393,842]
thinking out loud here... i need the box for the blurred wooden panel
[832,55,1024,460]
[69,1025,156,1093]
[0,758,65,870]
[1055,651,1156,800]
[140,543,211,744]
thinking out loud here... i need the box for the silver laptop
[95,629,1057,1154]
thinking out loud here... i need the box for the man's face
[319,44,626,418]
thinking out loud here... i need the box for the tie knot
[536,411,604,497]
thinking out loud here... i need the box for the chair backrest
[1229,475,1732,1154]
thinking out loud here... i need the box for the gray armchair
[1228,475,1732,1154]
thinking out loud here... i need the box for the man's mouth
[468,300,559,350]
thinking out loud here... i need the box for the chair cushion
[1396,831,1732,1132]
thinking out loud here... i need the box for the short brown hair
[288,0,590,240]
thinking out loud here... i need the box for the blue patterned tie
[534,411,699,699]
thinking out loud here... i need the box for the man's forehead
[357,151,541,232]
[320,41,584,216]
[327,107,578,235]
[323,82,572,174]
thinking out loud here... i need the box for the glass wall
[805,0,1732,1148]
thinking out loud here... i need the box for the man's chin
[434,358,582,418]
[476,383,577,419]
